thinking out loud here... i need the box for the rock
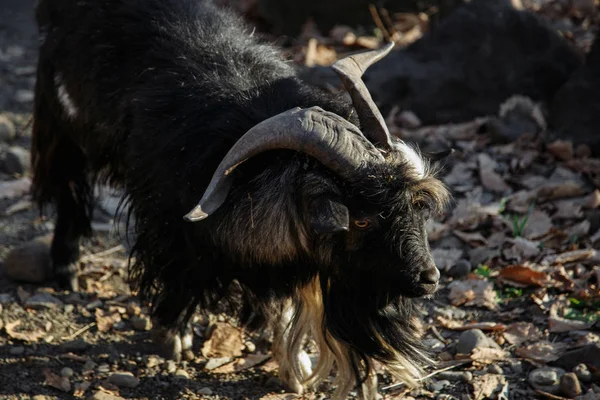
[3,146,30,175]
[510,361,524,375]
[487,364,504,375]
[25,292,64,309]
[33,396,51,400]
[0,115,15,142]
[204,357,232,370]
[430,380,451,392]
[64,304,75,313]
[447,259,472,278]
[146,355,164,368]
[174,369,189,379]
[131,316,152,331]
[182,349,195,361]
[83,360,97,372]
[554,343,600,372]
[88,391,125,400]
[97,364,110,373]
[575,390,598,400]
[9,346,25,355]
[108,372,140,388]
[4,235,53,283]
[437,371,472,382]
[560,373,582,398]
[60,339,90,353]
[85,300,103,310]
[244,341,256,353]
[198,387,213,395]
[574,363,592,384]
[423,338,445,352]
[60,367,74,378]
[15,90,34,103]
[165,360,177,374]
[456,329,499,354]
[528,367,566,394]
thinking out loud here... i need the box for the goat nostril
[420,267,440,284]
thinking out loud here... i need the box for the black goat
[31,0,450,397]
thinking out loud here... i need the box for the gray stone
[3,146,30,175]
[487,364,504,374]
[108,372,139,388]
[83,360,97,372]
[575,390,598,400]
[64,304,75,313]
[456,329,499,354]
[174,369,189,379]
[528,367,566,394]
[60,367,74,378]
[198,387,213,395]
[165,360,177,374]
[574,363,592,384]
[25,292,64,309]
[204,357,232,370]
[560,373,582,398]
[245,341,256,353]
[437,371,472,382]
[86,300,103,310]
[97,364,110,373]
[131,316,152,331]
[510,361,524,374]
[0,115,15,142]
[430,380,451,392]
[448,259,472,278]
[9,346,25,355]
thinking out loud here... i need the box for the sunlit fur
[30,0,450,397]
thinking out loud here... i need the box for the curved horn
[331,41,396,150]
[184,106,385,222]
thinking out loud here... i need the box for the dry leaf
[43,368,71,392]
[453,230,488,247]
[503,237,540,261]
[472,374,507,399]
[536,181,585,202]
[201,322,244,359]
[5,320,46,342]
[436,317,505,332]
[523,210,552,239]
[544,249,596,265]
[497,265,549,287]
[213,353,271,373]
[0,177,31,199]
[431,248,464,271]
[548,316,594,333]
[447,279,499,310]
[503,322,542,345]
[515,341,568,363]
[480,168,511,193]
[471,347,507,364]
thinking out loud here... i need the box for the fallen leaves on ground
[43,369,71,392]
[201,322,245,359]
[448,278,499,310]
[515,341,569,363]
[497,264,550,287]
[471,374,507,399]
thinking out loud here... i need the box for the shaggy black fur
[31,0,448,392]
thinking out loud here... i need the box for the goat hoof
[151,322,194,362]
[54,263,80,292]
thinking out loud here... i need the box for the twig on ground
[381,360,471,391]
[61,322,96,341]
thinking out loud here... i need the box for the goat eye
[353,219,372,230]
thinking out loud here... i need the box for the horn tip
[184,205,209,222]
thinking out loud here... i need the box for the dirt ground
[0,0,599,400]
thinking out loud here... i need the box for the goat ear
[310,196,349,233]
[424,148,455,162]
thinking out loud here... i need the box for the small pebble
[574,363,592,383]
[165,360,177,373]
[60,339,90,353]
[97,363,111,373]
[182,349,195,361]
[60,367,74,378]
[64,304,75,313]
[509,361,523,375]
[9,346,25,355]
[25,292,63,309]
[83,360,97,371]
[437,371,472,383]
[174,369,189,379]
[560,373,582,398]
[529,367,565,394]
[198,387,213,395]
[0,115,15,142]
[90,391,126,400]
[86,300,103,310]
[146,355,164,368]
[447,259,472,278]
[108,372,140,388]
[456,329,499,354]
[436,395,459,400]
[131,316,152,331]
[438,351,453,361]
[32,396,50,400]
[488,364,504,375]
[3,146,30,175]
[245,341,256,353]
